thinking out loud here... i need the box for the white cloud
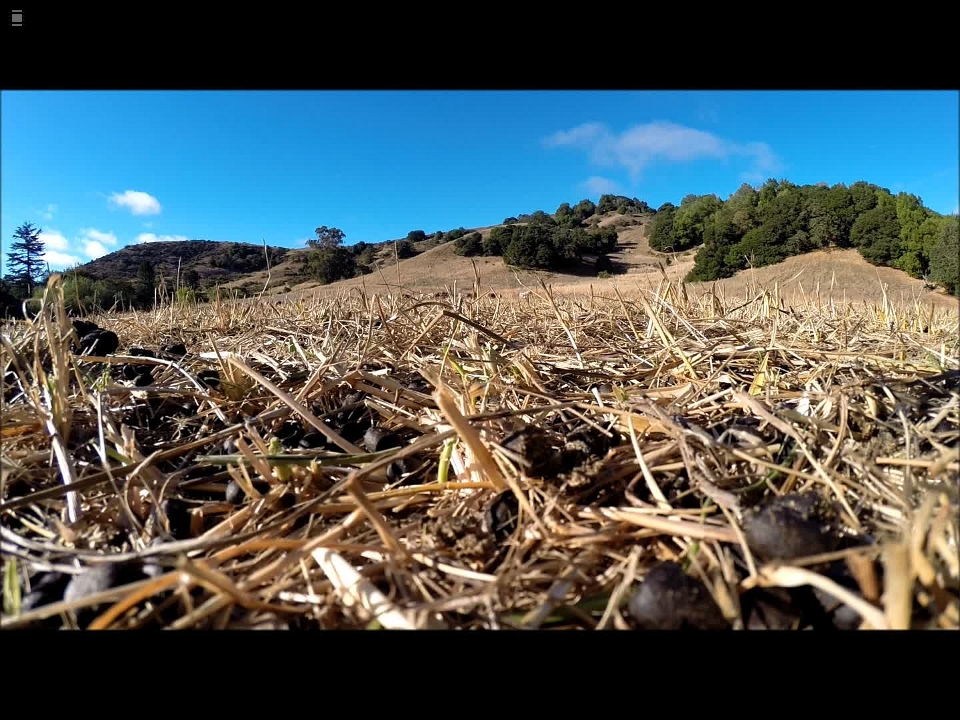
[38,228,118,262]
[39,230,70,251]
[42,204,58,221]
[580,176,621,196]
[142,222,154,229]
[136,233,189,244]
[544,120,783,181]
[80,228,118,247]
[109,190,162,216]
[84,241,110,259]
[43,250,82,269]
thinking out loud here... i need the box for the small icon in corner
[11,9,23,26]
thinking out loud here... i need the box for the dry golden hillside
[270,214,957,314]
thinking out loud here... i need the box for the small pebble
[628,561,730,630]
[363,426,400,453]
[225,479,271,504]
[386,457,417,484]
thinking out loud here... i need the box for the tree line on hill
[650,180,958,294]
[301,194,648,284]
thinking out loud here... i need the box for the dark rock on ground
[742,493,844,561]
[225,479,272,504]
[161,343,187,357]
[122,363,153,380]
[299,432,327,449]
[386,456,420,485]
[157,498,193,539]
[502,426,564,478]
[363,426,401,453]
[484,490,520,542]
[78,330,119,356]
[628,561,731,630]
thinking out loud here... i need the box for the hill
[76,239,294,289]
[295,217,960,314]
[4,186,955,318]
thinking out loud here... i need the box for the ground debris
[2,276,957,630]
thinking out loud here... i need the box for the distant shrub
[454,232,483,256]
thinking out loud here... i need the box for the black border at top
[2,6,958,90]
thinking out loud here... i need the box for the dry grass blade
[313,548,445,629]
[432,382,508,491]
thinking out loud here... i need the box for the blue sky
[2,90,958,274]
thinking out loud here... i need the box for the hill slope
[76,239,294,289]
[295,215,958,313]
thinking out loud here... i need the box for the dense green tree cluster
[645,179,958,295]
[304,246,359,284]
[454,223,619,272]
[453,232,483,256]
[441,227,468,243]
[517,194,651,230]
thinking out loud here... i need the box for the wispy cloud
[580,176,621,196]
[42,204,58,221]
[544,120,783,182]
[109,190,162,216]
[136,233,189,244]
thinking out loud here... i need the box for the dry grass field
[1,243,958,630]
